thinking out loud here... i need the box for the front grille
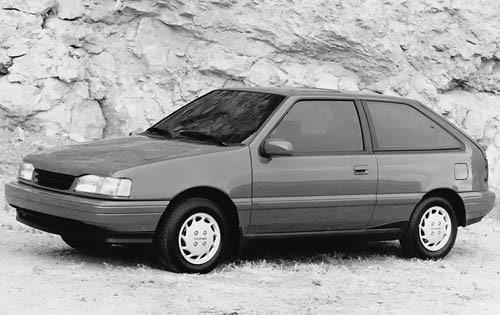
[33,169,75,190]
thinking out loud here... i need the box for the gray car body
[5,88,496,243]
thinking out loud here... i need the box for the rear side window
[365,101,461,151]
[270,100,364,154]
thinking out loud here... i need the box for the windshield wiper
[177,130,227,146]
[145,127,173,138]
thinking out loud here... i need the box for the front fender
[112,146,252,201]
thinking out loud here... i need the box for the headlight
[74,175,132,197]
[18,163,34,181]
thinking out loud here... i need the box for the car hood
[25,135,235,176]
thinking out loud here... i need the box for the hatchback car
[5,88,495,273]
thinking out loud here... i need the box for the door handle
[353,165,368,175]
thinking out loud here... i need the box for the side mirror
[262,139,293,157]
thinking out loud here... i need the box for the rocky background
[0,0,499,183]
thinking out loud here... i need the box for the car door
[248,98,378,234]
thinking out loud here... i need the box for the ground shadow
[44,236,402,270]
[45,244,158,268]
[239,237,401,264]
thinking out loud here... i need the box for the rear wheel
[400,197,458,259]
[154,198,231,273]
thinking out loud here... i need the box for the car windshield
[148,90,286,144]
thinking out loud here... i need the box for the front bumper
[5,181,168,243]
[459,190,496,226]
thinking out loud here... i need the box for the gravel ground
[1,130,499,314]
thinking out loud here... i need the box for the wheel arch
[159,186,241,233]
[421,188,466,227]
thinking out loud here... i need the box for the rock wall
[1,0,500,184]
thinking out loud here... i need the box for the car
[5,87,496,273]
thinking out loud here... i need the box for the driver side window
[269,100,364,155]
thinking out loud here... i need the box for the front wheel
[154,198,230,273]
[400,197,458,259]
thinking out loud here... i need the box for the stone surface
[0,52,12,74]
[0,0,55,15]
[14,126,24,141]
[57,0,83,20]
[0,0,499,184]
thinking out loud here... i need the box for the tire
[400,197,458,259]
[154,198,231,273]
[61,235,109,252]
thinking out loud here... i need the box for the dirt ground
[1,130,499,314]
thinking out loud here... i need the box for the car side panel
[470,143,489,192]
[250,154,378,232]
[367,148,474,229]
[414,100,489,192]
[112,146,253,231]
[360,97,494,229]
[248,97,379,233]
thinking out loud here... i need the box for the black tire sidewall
[156,198,229,273]
[406,197,458,259]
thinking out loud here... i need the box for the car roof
[217,87,417,104]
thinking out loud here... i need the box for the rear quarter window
[365,101,461,151]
